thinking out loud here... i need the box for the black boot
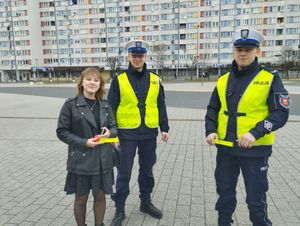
[140,201,163,219]
[110,210,125,226]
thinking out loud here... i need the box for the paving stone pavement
[0,83,299,226]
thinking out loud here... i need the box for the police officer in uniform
[108,40,169,226]
[205,28,290,226]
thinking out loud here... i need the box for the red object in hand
[92,135,100,142]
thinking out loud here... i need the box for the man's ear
[256,47,262,57]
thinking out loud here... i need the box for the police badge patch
[241,29,249,40]
[264,120,273,132]
[279,94,290,109]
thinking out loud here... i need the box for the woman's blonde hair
[76,67,105,100]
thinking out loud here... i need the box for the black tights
[74,191,106,226]
[93,191,106,226]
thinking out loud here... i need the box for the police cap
[233,28,264,48]
[125,40,149,54]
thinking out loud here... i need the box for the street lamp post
[217,0,221,76]
[8,0,20,81]
[103,0,109,67]
[196,0,201,80]
[53,0,60,69]
[184,17,189,80]
[67,0,74,81]
[196,25,200,79]
[175,0,180,79]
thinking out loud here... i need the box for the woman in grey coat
[57,67,118,226]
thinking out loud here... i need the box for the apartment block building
[0,0,299,82]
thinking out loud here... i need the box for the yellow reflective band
[214,139,234,147]
[99,137,119,144]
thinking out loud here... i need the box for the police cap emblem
[241,29,249,40]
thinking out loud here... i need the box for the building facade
[0,0,299,82]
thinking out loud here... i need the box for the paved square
[0,91,299,226]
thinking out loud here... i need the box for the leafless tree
[106,57,120,79]
[191,53,214,80]
[152,42,165,79]
[277,46,298,80]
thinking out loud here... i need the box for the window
[275,40,283,46]
[285,39,297,46]
[180,34,186,39]
[180,23,186,29]
[277,17,284,24]
[276,29,283,35]
[266,40,275,46]
[286,28,298,34]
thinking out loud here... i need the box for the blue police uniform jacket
[108,63,169,140]
[205,58,289,157]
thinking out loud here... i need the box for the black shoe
[140,202,163,219]
[110,210,125,226]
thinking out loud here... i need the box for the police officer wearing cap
[205,28,290,226]
[108,40,169,226]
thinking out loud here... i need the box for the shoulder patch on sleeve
[264,120,273,132]
[279,94,290,109]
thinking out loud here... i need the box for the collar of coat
[75,95,109,130]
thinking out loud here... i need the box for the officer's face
[128,53,146,71]
[233,47,261,70]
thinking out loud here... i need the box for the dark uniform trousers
[215,151,272,226]
[112,138,157,210]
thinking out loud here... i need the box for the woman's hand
[86,137,100,148]
[88,127,111,147]
[99,127,110,138]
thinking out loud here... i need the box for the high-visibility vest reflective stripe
[217,70,275,145]
[117,72,159,129]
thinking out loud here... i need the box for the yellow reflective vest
[216,69,275,146]
[116,72,160,129]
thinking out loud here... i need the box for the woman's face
[82,73,101,97]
